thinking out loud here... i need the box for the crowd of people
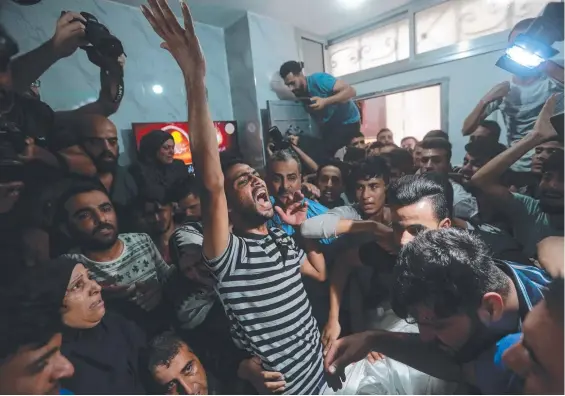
[0,0,563,395]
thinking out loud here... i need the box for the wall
[351,50,510,165]
[0,0,233,166]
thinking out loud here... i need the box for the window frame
[327,0,533,84]
[355,77,450,134]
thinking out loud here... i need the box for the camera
[269,126,292,151]
[70,12,124,65]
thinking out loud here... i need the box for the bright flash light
[338,0,366,9]
[506,45,544,69]
[152,84,163,94]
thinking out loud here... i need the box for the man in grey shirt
[462,18,564,171]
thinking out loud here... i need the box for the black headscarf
[138,130,174,164]
[24,257,78,311]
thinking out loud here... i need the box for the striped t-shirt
[204,227,325,395]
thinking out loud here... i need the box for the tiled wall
[0,0,233,165]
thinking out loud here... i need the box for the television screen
[132,121,238,166]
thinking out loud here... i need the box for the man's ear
[439,218,451,228]
[478,292,505,324]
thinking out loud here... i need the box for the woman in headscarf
[23,258,149,394]
[130,130,188,202]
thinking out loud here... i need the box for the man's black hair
[424,130,449,141]
[542,151,564,177]
[421,137,453,162]
[509,18,535,39]
[279,60,304,79]
[148,331,192,372]
[387,173,454,220]
[381,148,414,174]
[267,148,302,175]
[478,120,502,141]
[391,228,510,320]
[168,175,201,203]
[465,140,506,162]
[316,158,349,181]
[343,147,367,163]
[54,177,110,226]
[401,136,418,145]
[219,152,250,176]
[544,277,564,327]
[377,128,391,137]
[349,156,390,186]
[0,274,63,362]
[349,131,365,141]
[369,141,384,150]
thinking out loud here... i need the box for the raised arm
[141,0,229,259]
[300,206,373,239]
[326,79,356,106]
[471,95,559,203]
[462,82,510,136]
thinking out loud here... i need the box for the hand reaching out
[51,12,88,59]
[532,94,560,142]
[274,191,308,227]
[141,0,206,81]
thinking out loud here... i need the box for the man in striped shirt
[141,2,327,393]
[325,228,551,394]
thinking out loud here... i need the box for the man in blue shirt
[266,148,333,244]
[324,227,552,394]
[280,61,360,158]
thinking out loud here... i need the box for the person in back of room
[56,180,173,335]
[333,131,365,161]
[471,95,564,259]
[419,137,479,221]
[129,129,188,203]
[366,141,384,157]
[462,18,564,172]
[315,159,350,209]
[266,149,333,245]
[381,148,415,183]
[400,136,418,152]
[531,137,563,174]
[503,277,563,395]
[141,3,328,393]
[0,281,75,395]
[376,128,394,146]
[469,120,502,143]
[325,227,552,394]
[280,60,360,158]
[18,258,148,394]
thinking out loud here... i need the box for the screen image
[132,121,238,165]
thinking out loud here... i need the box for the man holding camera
[279,61,360,159]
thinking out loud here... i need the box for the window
[415,0,547,54]
[329,19,410,77]
[359,84,443,144]
[301,38,325,74]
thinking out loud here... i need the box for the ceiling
[109,0,412,38]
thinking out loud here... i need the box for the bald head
[80,115,119,173]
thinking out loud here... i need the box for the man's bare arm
[462,82,510,136]
[325,80,356,106]
[141,0,229,260]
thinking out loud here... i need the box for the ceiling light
[338,0,366,10]
[152,84,163,95]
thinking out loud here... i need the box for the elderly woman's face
[62,264,105,329]
[157,138,175,165]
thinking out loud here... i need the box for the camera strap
[82,46,124,103]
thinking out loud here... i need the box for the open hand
[238,357,286,394]
[324,331,374,384]
[322,320,341,356]
[51,12,88,59]
[309,96,327,111]
[274,191,308,226]
[141,0,206,80]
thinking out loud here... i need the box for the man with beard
[280,60,359,158]
[141,2,327,393]
[324,228,552,394]
[79,114,138,221]
[315,159,349,209]
[531,137,563,175]
[471,95,564,259]
[266,149,333,246]
[57,180,173,335]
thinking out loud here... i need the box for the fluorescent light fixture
[338,0,366,9]
[152,84,163,94]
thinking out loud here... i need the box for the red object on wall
[132,121,238,165]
